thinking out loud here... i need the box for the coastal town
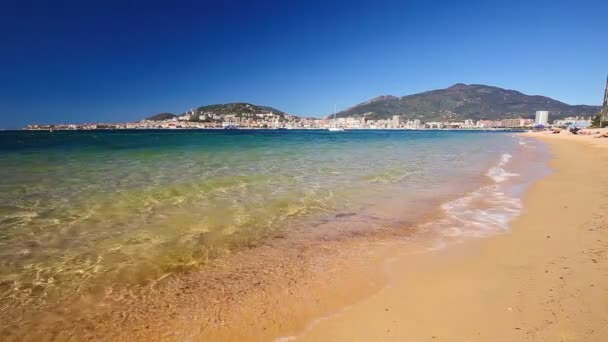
[24,78,608,132]
[23,109,594,131]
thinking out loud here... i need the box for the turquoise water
[0,129,527,318]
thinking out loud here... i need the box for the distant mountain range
[144,84,602,122]
[332,84,601,121]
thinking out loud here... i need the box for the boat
[222,122,238,130]
[328,104,345,132]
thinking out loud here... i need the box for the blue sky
[0,0,607,128]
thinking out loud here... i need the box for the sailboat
[328,104,344,132]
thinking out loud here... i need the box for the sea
[0,129,550,339]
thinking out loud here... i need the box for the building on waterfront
[392,115,402,128]
[501,118,523,128]
[405,119,422,129]
[476,119,502,128]
[535,111,549,126]
[425,121,444,129]
[463,119,475,128]
[499,118,534,128]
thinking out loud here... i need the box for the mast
[604,75,608,107]
[334,104,337,121]
[602,75,608,127]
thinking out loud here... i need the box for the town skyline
[20,82,603,130]
[7,80,606,130]
[23,108,593,131]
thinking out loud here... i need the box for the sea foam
[425,152,523,239]
[486,153,519,182]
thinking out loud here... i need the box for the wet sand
[292,133,608,341]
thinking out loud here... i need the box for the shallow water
[0,129,542,336]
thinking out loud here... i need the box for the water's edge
[0,131,549,340]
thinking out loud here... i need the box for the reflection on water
[0,129,520,333]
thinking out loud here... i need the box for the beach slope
[299,135,608,341]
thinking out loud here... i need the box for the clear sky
[1,0,607,128]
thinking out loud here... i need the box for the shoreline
[107,133,548,341]
[4,132,606,341]
[290,132,608,341]
[0,133,548,341]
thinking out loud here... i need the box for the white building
[405,119,421,129]
[535,111,549,126]
[463,119,476,128]
[425,121,444,129]
[392,115,402,128]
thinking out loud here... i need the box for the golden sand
[289,132,608,341]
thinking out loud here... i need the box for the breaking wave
[426,152,522,239]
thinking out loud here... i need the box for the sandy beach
[288,132,608,341]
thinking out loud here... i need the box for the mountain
[145,103,288,121]
[145,113,177,121]
[333,84,601,121]
[195,103,287,116]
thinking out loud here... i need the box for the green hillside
[334,84,601,121]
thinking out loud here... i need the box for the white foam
[518,138,536,149]
[486,153,519,183]
[498,153,512,165]
[487,167,519,183]
[436,187,522,238]
[424,152,523,240]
